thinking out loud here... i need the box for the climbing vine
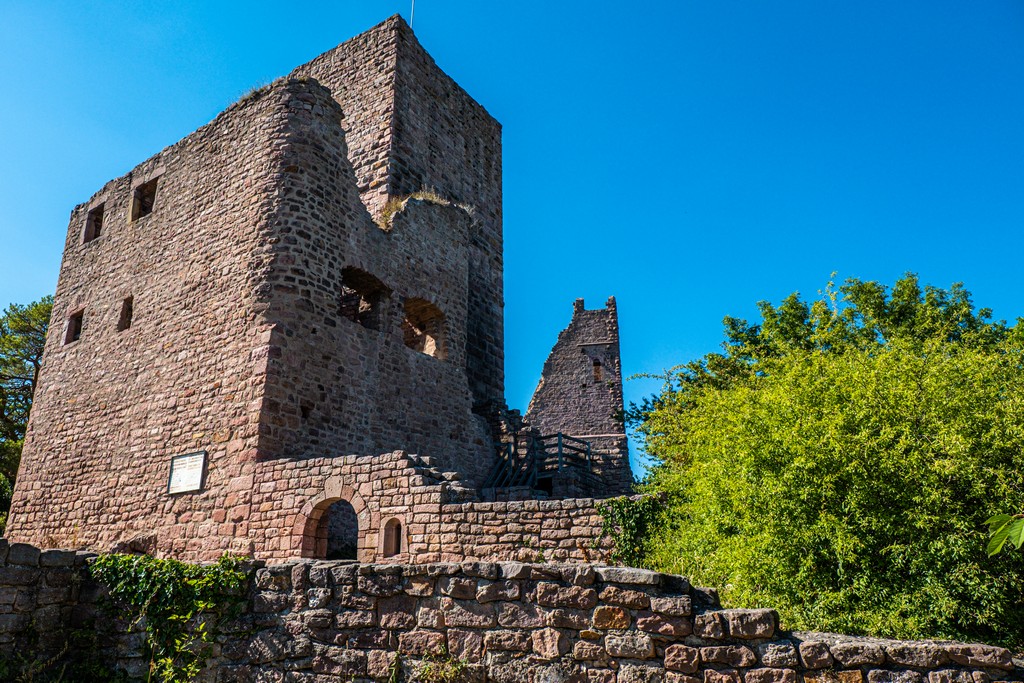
[597,495,663,568]
[88,553,249,682]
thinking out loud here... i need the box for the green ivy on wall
[89,553,249,682]
[597,495,663,568]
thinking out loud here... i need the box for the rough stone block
[574,640,606,661]
[599,585,651,609]
[378,594,417,629]
[808,672,864,683]
[944,645,1014,670]
[701,645,758,667]
[484,629,531,651]
[868,671,925,683]
[619,663,665,683]
[476,580,520,603]
[799,641,834,669]
[549,608,590,629]
[441,598,496,628]
[606,633,655,659]
[448,628,484,663]
[594,566,661,586]
[757,642,799,668]
[887,644,949,668]
[532,627,569,660]
[398,630,446,656]
[358,573,404,597]
[497,601,545,628]
[831,643,886,667]
[745,669,797,683]
[367,650,399,680]
[705,669,743,683]
[665,644,700,673]
[440,576,478,599]
[39,550,76,568]
[724,609,777,639]
[7,544,41,567]
[695,611,727,639]
[0,565,40,586]
[651,596,692,617]
[593,605,631,629]
[312,645,367,676]
[537,582,598,609]
[667,674,703,683]
[637,611,692,636]
[928,672,974,683]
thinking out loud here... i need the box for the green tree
[0,296,52,528]
[629,274,1024,647]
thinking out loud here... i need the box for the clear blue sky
[2,1,1023,476]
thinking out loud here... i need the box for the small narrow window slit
[117,297,134,331]
[65,310,84,345]
[131,177,160,221]
[84,204,104,243]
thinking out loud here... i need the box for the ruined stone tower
[7,16,631,563]
[527,297,632,497]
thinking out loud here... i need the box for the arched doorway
[295,479,372,561]
[323,499,358,560]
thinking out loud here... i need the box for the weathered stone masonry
[527,297,632,497]
[1,543,1020,682]
[7,15,631,562]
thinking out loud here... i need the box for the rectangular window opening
[402,297,446,359]
[131,177,159,221]
[118,297,134,331]
[65,310,84,345]
[84,204,104,243]
[339,267,389,331]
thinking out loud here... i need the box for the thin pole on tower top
[411,0,416,29]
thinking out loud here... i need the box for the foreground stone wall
[1,542,1019,683]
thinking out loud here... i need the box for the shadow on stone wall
[0,540,1020,682]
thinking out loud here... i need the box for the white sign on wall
[167,451,206,494]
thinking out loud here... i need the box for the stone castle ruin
[6,15,633,564]
[4,17,1023,682]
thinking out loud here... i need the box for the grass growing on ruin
[377,188,473,230]
[412,648,469,683]
[89,553,249,683]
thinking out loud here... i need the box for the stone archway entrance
[323,499,358,560]
[295,478,373,561]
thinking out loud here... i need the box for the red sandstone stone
[665,644,700,673]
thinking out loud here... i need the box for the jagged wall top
[291,14,505,407]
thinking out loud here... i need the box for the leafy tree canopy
[629,274,1024,647]
[0,296,52,523]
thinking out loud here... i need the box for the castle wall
[1,544,1019,683]
[292,14,505,413]
[527,298,634,496]
[4,81,311,557]
[247,448,613,566]
[253,76,494,488]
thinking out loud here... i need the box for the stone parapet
[1,543,1019,682]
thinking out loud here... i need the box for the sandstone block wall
[527,297,633,496]
[1,544,1019,683]
[10,16,506,558]
[430,499,613,564]
[255,77,494,486]
[292,14,505,411]
[5,76,300,557]
[249,450,613,565]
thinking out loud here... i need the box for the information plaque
[167,451,206,494]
